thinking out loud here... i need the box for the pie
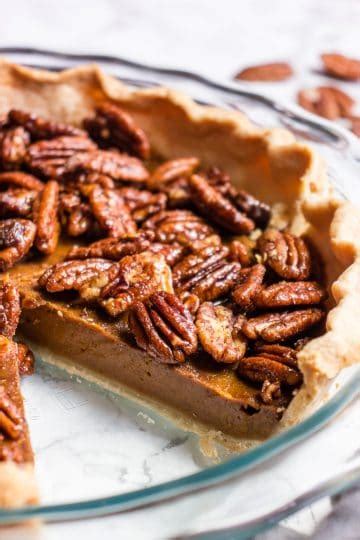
[0,58,359,509]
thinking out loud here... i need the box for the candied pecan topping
[97,252,173,316]
[0,386,22,441]
[254,343,299,369]
[0,127,30,170]
[143,209,215,247]
[235,62,293,82]
[147,242,185,267]
[67,230,155,261]
[205,166,231,195]
[129,291,197,364]
[39,258,114,293]
[196,302,246,363]
[258,229,311,280]
[26,136,96,179]
[231,190,271,229]
[321,53,360,81]
[33,180,60,254]
[0,189,37,218]
[0,219,36,271]
[173,244,241,302]
[17,342,35,376]
[189,174,255,234]
[117,187,167,223]
[58,189,94,237]
[238,308,324,342]
[74,172,115,189]
[8,109,86,139]
[232,264,266,310]
[83,184,136,237]
[147,157,200,206]
[255,281,326,309]
[181,292,201,316]
[84,103,150,159]
[229,238,253,267]
[0,172,44,191]
[0,282,20,339]
[238,354,302,388]
[64,150,149,183]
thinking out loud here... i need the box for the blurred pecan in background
[235,62,293,82]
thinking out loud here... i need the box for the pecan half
[238,308,324,342]
[231,190,271,229]
[73,172,115,189]
[26,135,96,179]
[33,180,60,254]
[64,150,149,183]
[321,53,360,81]
[0,127,30,170]
[129,291,197,364]
[0,282,20,338]
[255,281,326,309]
[59,189,94,237]
[97,252,173,316]
[232,264,266,310]
[196,302,247,363]
[235,62,293,82]
[173,244,241,302]
[8,109,86,139]
[189,174,255,234]
[238,354,302,388]
[0,386,22,441]
[258,229,311,280]
[147,157,200,206]
[17,342,35,377]
[297,86,355,120]
[0,189,37,218]
[84,103,150,159]
[0,219,36,271]
[228,238,254,267]
[117,187,167,223]
[67,230,155,261]
[83,184,136,237]
[0,172,44,191]
[143,209,215,247]
[39,258,114,293]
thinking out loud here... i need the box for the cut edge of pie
[0,59,359,508]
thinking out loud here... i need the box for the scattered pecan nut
[8,109,86,140]
[297,86,355,120]
[33,180,60,254]
[235,62,293,82]
[117,187,167,223]
[64,149,149,183]
[26,135,96,179]
[0,172,44,191]
[255,280,327,309]
[80,252,173,316]
[143,209,215,247]
[0,127,30,170]
[0,282,20,339]
[39,258,114,293]
[147,157,200,206]
[129,291,197,364]
[321,53,360,81]
[258,229,311,280]
[238,308,324,342]
[67,230,155,261]
[0,219,36,271]
[232,264,266,310]
[83,184,136,237]
[84,102,150,159]
[189,174,255,234]
[0,189,37,218]
[0,386,22,441]
[196,302,247,363]
[173,244,241,302]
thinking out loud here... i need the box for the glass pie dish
[0,48,360,539]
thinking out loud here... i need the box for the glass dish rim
[0,48,359,526]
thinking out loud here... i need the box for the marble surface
[0,0,360,538]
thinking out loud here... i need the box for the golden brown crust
[0,57,357,435]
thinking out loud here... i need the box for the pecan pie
[0,60,359,508]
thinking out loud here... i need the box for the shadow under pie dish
[0,59,359,509]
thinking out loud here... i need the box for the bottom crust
[0,462,38,508]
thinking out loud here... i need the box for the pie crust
[0,58,360,507]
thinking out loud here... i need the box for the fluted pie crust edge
[0,57,359,442]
